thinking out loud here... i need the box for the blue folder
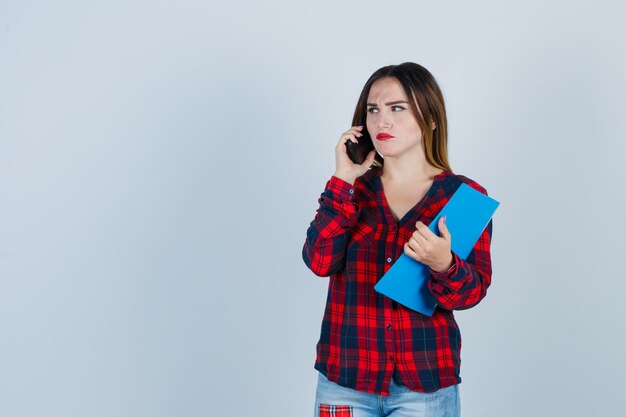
[373,183,500,316]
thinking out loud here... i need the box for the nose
[377,114,392,130]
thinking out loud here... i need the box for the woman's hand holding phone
[333,126,377,186]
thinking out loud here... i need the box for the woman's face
[365,77,425,160]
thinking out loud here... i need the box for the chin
[376,142,397,156]
[378,149,406,160]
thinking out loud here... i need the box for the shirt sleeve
[427,187,493,311]
[302,176,360,277]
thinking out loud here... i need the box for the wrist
[431,252,455,273]
[333,172,356,186]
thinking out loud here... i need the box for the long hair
[351,62,451,171]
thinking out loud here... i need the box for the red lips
[376,133,394,140]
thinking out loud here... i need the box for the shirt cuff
[429,252,460,279]
[328,175,356,202]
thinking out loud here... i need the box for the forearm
[428,220,493,310]
[302,176,360,277]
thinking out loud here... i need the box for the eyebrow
[366,100,409,107]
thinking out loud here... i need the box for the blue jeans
[314,372,460,417]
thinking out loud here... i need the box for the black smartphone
[345,129,375,164]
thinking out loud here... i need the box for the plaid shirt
[302,168,493,395]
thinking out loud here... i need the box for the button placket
[386,222,399,265]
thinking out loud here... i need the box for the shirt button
[386,324,392,330]
[390,225,397,231]
[387,257,392,263]
[389,355,394,361]
[349,189,354,194]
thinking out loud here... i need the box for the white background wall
[1,1,625,416]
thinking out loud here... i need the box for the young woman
[302,62,493,417]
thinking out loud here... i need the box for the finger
[347,130,363,143]
[347,126,365,139]
[338,132,359,146]
[415,221,437,240]
[408,235,423,250]
[439,216,451,240]
[348,127,362,135]
[361,150,377,168]
[411,229,424,246]
[404,242,420,261]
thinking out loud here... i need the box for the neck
[381,150,443,184]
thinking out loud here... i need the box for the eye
[367,106,405,113]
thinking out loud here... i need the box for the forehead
[367,77,407,101]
